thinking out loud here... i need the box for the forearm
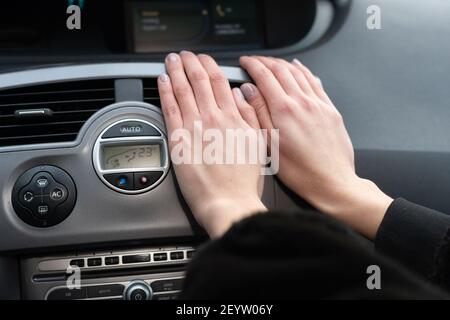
[304,176,393,240]
[196,197,268,239]
[375,198,450,284]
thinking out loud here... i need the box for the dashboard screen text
[128,0,262,52]
[102,145,162,170]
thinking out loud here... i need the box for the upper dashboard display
[126,0,263,52]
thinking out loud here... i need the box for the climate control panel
[12,165,77,228]
[93,119,169,194]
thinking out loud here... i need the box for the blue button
[118,176,128,187]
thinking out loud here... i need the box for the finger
[269,57,316,99]
[180,51,218,115]
[254,56,302,97]
[232,88,260,129]
[292,59,333,105]
[165,53,199,118]
[240,83,274,131]
[239,56,288,107]
[198,54,236,113]
[158,74,183,133]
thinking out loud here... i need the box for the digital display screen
[127,0,262,52]
[102,144,161,170]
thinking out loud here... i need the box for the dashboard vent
[143,78,161,108]
[0,80,115,147]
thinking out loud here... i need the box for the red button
[140,176,148,184]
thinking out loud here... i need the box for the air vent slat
[0,132,78,141]
[0,97,114,109]
[0,120,86,129]
[0,79,114,147]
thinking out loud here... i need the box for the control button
[104,173,134,191]
[187,250,196,259]
[170,251,184,260]
[154,293,178,300]
[35,205,50,218]
[124,281,152,301]
[50,188,65,201]
[87,258,102,267]
[105,256,120,265]
[153,253,167,262]
[23,191,34,202]
[140,176,148,184]
[151,279,183,293]
[102,121,161,139]
[47,288,87,300]
[12,166,77,228]
[70,259,85,268]
[87,284,124,298]
[36,177,49,188]
[130,289,147,300]
[134,171,164,190]
[122,254,150,264]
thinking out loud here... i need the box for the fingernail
[167,53,178,63]
[292,58,302,67]
[180,50,190,55]
[159,74,169,83]
[241,83,257,100]
[315,76,323,87]
[233,88,245,101]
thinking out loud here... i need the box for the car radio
[93,118,170,194]
[21,245,196,300]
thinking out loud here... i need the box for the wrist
[195,196,268,239]
[312,176,393,239]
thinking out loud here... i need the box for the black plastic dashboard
[0,0,316,55]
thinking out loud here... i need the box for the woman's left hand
[158,51,267,238]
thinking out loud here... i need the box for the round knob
[124,280,153,300]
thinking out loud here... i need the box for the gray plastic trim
[0,63,249,90]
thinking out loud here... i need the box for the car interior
[1,0,450,300]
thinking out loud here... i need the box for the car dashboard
[2,0,450,300]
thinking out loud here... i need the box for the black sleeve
[375,198,450,287]
[181,210,446,299]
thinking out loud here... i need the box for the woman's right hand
[239,56,393,239]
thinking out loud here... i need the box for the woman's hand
[239,56,393,239]
[158,51,267,238]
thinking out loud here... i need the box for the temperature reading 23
[102,145,161,170]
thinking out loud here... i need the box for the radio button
[151,278,183,292]
[87,258,102,267]
[124,281,153,301]
[122,254,150,264]
[170,251,184,260]
[70,259,85,268]
[154,293,178,300]
[102,121,161,139]
[47,287,87,300]
[187,250,196,259]
[87,284,124,298]
[105,256,120,265]
[153,252,167,261]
